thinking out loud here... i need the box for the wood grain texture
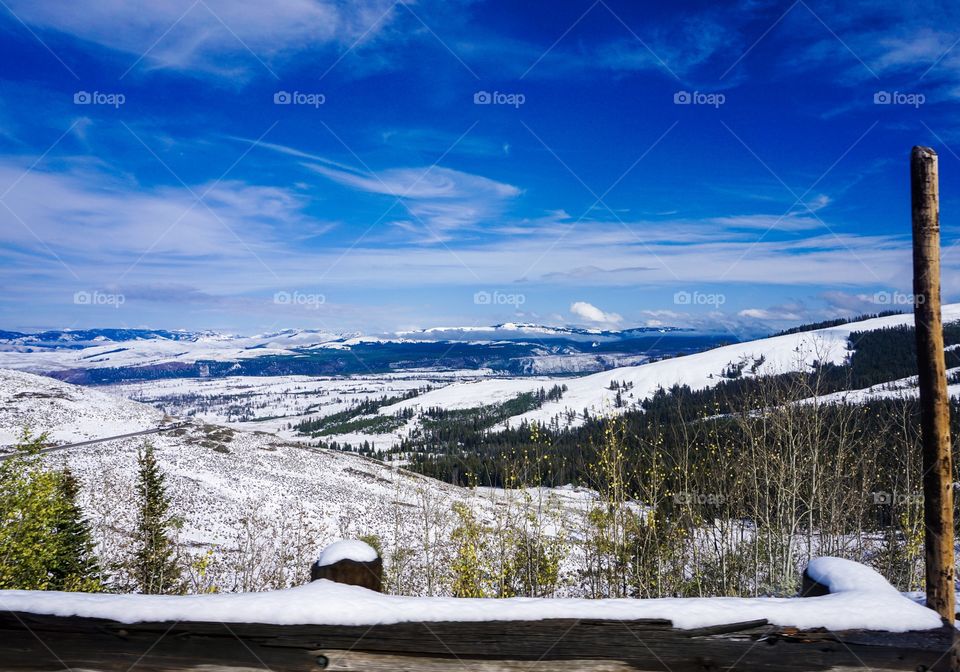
[0,611,952,671]
[310,557,383,593]
[911,144,956,625]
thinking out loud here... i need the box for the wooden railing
[0,551,954,671]
[0,610,953,671]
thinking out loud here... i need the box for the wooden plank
[313,650,637,671]
[0,611,953,672]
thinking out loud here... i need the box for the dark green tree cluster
[772,310,902,336]
[404,322,960,507]
[0,431,101,591]
[295,391,420,436]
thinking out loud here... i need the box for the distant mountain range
[0,324,732,383]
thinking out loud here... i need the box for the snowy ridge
[0,368,164,446]
[0,331,328,373]
[0,557,941,632]
[383,306,960,430]
[0,322,703,377]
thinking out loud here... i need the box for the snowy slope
[383,306,960,429]
[0,368,164,445]
[0,369,506,592]
[799,366,960,406]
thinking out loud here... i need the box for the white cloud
[0,155,929,296]
[570,301,622,325]
[6,0,401,78]
[304,161,521,233]
[738,306,804,321]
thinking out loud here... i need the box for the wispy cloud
[3,0,404,79]
[304,161,521,234]
[774,1,960,98]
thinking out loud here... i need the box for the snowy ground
[103,370,511,448]
[0,368,601,594]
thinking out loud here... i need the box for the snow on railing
[0,543,952,672]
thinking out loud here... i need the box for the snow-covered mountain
[394,323,685,342]
[0,324,727,382]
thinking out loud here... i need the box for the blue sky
[1,0,959,338]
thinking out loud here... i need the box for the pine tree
[0,430,103,591]
[133,442,183,594]
[49,468,102,591]
[0,430,61,589]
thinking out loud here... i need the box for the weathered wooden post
[911,145,956,625]
[310,539,383,592]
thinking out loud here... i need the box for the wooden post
[310,541,383,592]
[911,145,955,624]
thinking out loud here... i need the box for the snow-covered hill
[0,368,598,594]
[382,306,960,430]
[0,368,166,445]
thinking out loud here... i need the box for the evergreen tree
[0,430,102,591]
[133,442,183,594]
[49,468,102,591]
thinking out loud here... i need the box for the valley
[2,307,956,599]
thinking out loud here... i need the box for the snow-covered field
[103,369,514,447]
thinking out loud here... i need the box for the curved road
[0,424,187,461]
